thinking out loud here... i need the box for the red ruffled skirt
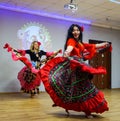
[18,66,41,93]
[40,56,109,114]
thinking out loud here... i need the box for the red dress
[12,52,41,94]
[17,66,41,93]
[3,43,41,94]
[40,38,109,115]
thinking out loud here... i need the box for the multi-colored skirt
[17,66,41,95]
[3,43,42,96]
[40,56,109,114]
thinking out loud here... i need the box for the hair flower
[80,26,84,32]
[37,41,41,46]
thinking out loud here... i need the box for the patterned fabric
[40,56,109,113]
[18,66,41,91]
[22,68,36,83]
[49,57,98,103]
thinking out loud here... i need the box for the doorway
[89,39,111,89]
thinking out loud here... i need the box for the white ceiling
[0,0,120,30]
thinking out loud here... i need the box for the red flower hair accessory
[80,26,84,32]
[3,43,9,49]
[37,41,41,46]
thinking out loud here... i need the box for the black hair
[64,24,83,50]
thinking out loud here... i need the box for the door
[89,39,111,89]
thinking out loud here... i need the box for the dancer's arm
[95,42,109,49]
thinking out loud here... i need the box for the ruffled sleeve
[67,38,77,47]
[83,43,97,60]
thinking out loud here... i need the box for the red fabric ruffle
[3,43,12,52]
[18,66,41,91]
[17,50,26,56]
[83,43,97,60]
[4,45,39,73]
[40,57,109,113]
[70,59,106,74]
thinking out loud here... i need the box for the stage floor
[0,89,120,121]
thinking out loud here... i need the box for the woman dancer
[4,41,59,97]
[40,24,111,118]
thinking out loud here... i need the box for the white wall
[0,8,120,92]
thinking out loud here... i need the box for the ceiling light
[64,0,78,12]
[109,0,120,4]
[0,4,91,24]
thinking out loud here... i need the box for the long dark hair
[64,24,83,50]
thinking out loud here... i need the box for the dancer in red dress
[40,24,111,118]
[3,41,56,97]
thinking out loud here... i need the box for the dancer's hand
[63,51,70,57]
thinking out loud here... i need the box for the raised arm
[95,42,109,49]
